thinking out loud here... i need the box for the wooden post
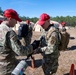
[31,56,35,69]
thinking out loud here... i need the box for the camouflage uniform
[24,25,33,45]
[37,26,60,75]
[0,23,33,75]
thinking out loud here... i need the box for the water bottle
[12,60,28,75]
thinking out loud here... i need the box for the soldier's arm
[37,32,58,54]
[6,30,33,56]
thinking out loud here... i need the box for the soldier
[18,23,29,46]
[18,20,33,46]
[36,13,60,75]
[0,9,40,75]
[18,21,32,46]
[59,22,70,50]
[25,20,33,44]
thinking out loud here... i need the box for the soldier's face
[9,18,17,27]
[42,20,50,30]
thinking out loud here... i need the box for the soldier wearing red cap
[23,20,33,45]
[17,19,33,46]
[26,20,31,25]
[0,9,40,75]
[35,13,60,75]
[59,22,70,50]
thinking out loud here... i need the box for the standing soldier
[0,9,40,75]
[25,20,33,45]
[35,13,60,75]
[18,23,29,46]
[59,22,70,50]
[18,20,33,46]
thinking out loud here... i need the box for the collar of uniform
[0,23,12,31]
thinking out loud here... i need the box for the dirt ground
[17,27,76,75]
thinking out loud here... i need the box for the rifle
[26,52,34,60]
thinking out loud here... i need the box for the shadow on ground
[68,45,76,50]
[69,37,75,40]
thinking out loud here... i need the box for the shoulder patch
[50,36,56,44]
[46,28,56,40]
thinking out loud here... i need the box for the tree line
[0,7,76,27]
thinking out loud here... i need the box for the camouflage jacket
[35,26,60,74]
[0,23,33,75]
[38,26,60,57]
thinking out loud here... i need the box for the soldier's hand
[31,40,40,50]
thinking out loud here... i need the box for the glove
[34,48,42,54]
[27,52,33,59]
[31,40,40,50]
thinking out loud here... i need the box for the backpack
[58,31,70,50]
[18,24,29,37]
[46,27,70,50]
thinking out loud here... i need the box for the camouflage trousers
[0,61,18,75]
[42,58,58,75]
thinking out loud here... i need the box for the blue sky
[0,0,76,18]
